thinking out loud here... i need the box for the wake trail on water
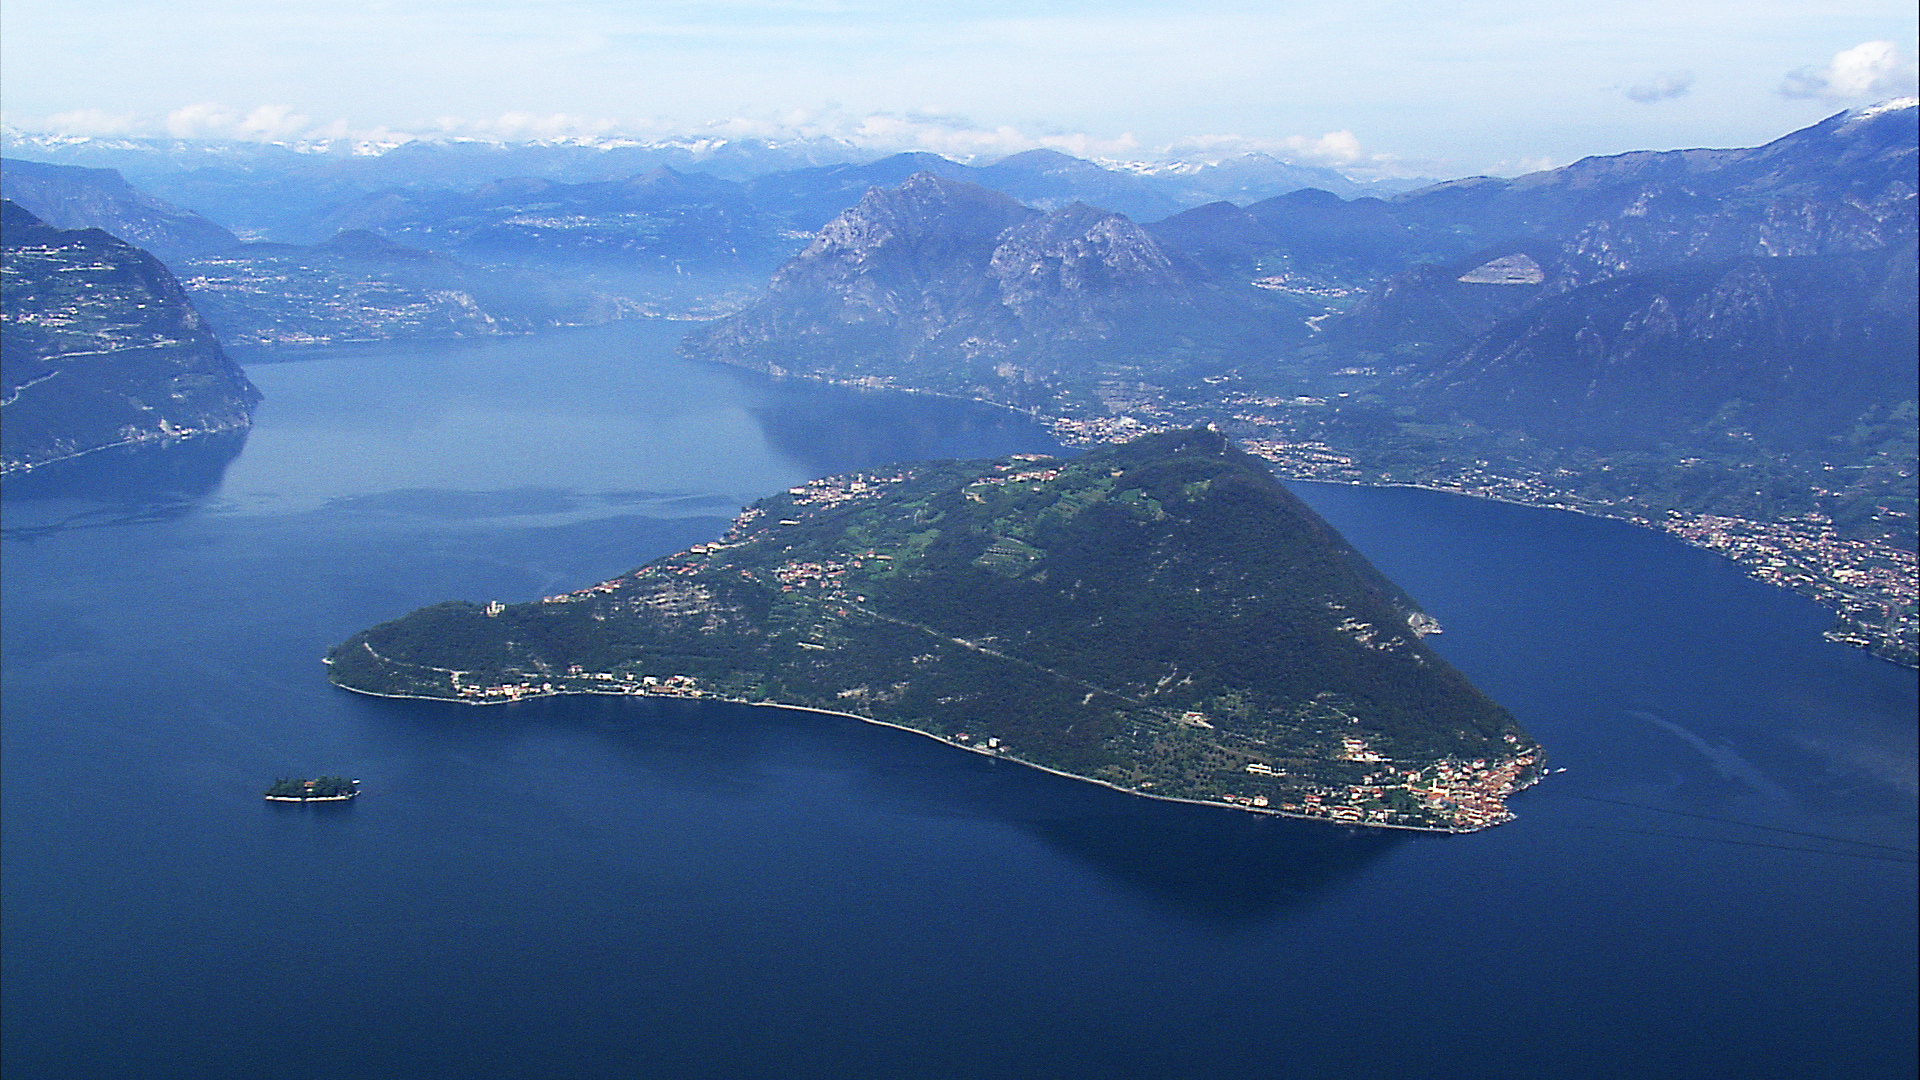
[1560,822,1919,863]
[1570,794,1920,858]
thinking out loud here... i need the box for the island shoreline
[331,679,1521,834]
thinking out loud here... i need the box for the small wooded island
[328,429,1543,831]
[265,776,360,802]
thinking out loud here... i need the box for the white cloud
[845,113,1141,160]
[1779,41,1919,101]
[443,112,627,141]
[1625,71,1694,103]
[1284,130,1364,164]
[1486,155,1559,177]
[164,102,314,140]
[41,108,142,135]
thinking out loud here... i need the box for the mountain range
[686,101,1919,662]
[4,104,1913,659]
[698,102,1916,441]
[684,172,1310,412]
[1,129,1424,245]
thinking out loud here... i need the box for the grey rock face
[1,158,240,260]
[989,202,1190,332]
[1421,242,1919,450]
[688,173,1302,410]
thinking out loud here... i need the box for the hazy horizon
[3,0,1916,179]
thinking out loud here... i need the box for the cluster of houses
[785,470,912,510]
[1227,734,1538,832]
[1237,438,1361,481]
[454,669,711,702]
[1664,509,1917,652]
[1050,414,1170,445]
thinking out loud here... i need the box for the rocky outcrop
[687,173,1306,411]
[1,201,259,474]
[1421,242,1919,450]
[989,201,1192,331]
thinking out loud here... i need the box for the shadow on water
[354,690,1404,928]
[1013,802,1407,926]
[749,381,1068,478]
[0,432,248,538]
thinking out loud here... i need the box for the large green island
[328,429,1542,831]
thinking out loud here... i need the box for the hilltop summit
[330,428,1542,831]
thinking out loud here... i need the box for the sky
[2,0,1916,177]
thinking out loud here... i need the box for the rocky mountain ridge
[686,173,1305,411]
[0,158,241,259]
[678,104,1920,664]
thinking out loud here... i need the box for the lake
[3,322,1914,1079]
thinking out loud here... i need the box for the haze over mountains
[0,132,1432,341]
[0,129,1421,243]
[696,101,1916,420]
[0,158,240,259]
[687,100,1917,661]
[3,102,1914,660]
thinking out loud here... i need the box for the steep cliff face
[1421,242,1920,450]
[1383,99,1918,289]
[989,202,1192,332]
[1,158,240,260]
[1,201,260,474]
[1320,102,1919,403]
[773,170,1036,323]
[687,173,1306,411]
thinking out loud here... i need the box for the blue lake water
[4,322,1915,1079]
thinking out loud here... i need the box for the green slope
[330,429,1542,830]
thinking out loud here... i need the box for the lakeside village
[442,652,1538,832]
[766,362,1913,663]
[1232,736,1539,832]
